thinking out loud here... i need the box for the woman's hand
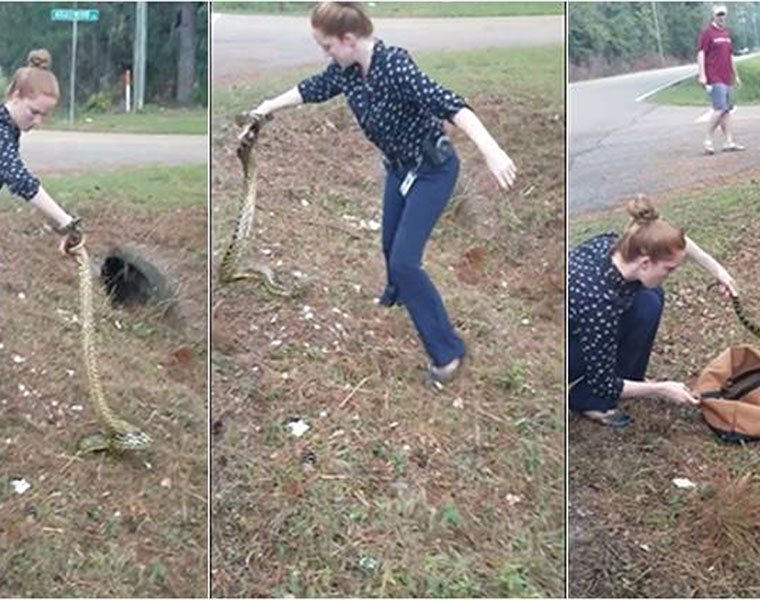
[484,146,517,191]
[57,216,86,256]
[450,109,517,190]
[685,237,738,296]
[714,265,738,297]
[249,99,273,118]
[656,381,700,406]
[60,230,86,256]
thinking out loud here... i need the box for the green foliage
[46,104,207,134]
[214,45,564,117]
[43,165,206,209]
[83,91,111,113]
[570,2,760,78]
[654,56,760,105]
[440,504,461,527]
[496,361,528,391]
[0,2,206,106]
[498,564,542,597]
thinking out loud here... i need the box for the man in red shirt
[697,4,743,154]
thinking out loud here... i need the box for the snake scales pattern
[74,245,152,454]
[218,113,290,297]
[731,294,760,338]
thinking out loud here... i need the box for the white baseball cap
[713,5,727,16]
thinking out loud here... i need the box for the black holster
[421,133,454,167]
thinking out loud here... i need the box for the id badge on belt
[400,170,418,198]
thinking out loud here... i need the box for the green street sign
[50,8,100,22]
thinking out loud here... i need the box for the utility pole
[651,1,665,67]
[133,2,147,111]
[70,9,78,123]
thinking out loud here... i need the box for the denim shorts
[707,83,734,113]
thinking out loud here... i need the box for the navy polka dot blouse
[298,38,471,165]
[0,104,40,201]
[569,233,642,406]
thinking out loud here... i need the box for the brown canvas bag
[692,345,760,442]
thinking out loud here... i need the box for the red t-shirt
[698,22,734,85]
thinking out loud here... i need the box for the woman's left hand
[485,147,517,190]
[714,266,738,297]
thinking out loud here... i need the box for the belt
[382,154,422,172]
[383,132,452,172]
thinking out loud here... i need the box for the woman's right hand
[58,216,86,256]
[61,230,86,256]
[657,381,700,406]
[249,100,272,118]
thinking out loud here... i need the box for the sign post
[51,8,100,123]
[124,69,131,113]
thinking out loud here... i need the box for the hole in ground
[101,255,156,309]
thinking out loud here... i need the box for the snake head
[235,112,272,147]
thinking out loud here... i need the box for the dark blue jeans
[382,151,465,367]
[569,287,665,411]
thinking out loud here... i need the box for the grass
[43,105,208,135]
[569,178,760,597]
[41,164,207,210]
[212,42,564,597]
[0,165,207,597]
[652,56,760,106]
[215,2,564,18]
[213,44,565,119]
[570,178,760,258]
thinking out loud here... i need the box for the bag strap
[699,370,760,400]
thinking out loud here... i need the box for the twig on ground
[476,407,508,425]
[301,218,365,240]
[339,375,371,408]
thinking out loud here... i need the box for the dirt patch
[211,92,565,596]
[569,216,760,598]
[0,199,207,597]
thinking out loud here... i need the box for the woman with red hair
[2,49,82,249]
[249,2,516,384]
[569,197,737,427]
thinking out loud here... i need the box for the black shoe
[582,410,633,429]
[376,284,401,307]
[428,354,465,387]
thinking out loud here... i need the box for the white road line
[635,53,760,103]
[635,71,696,102]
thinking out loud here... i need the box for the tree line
[570,2,760,80]
[0,2,207,108]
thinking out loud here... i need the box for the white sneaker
[722,141,746,152]
[704,139,715,155]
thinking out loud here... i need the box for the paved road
[570,55,760,216]
[212,13,564,84]
[21,130,207,174]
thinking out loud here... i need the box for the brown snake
[66,236,151,454]
[731,294,760,338]
[218,112,293,297]
[708,282,760,338]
